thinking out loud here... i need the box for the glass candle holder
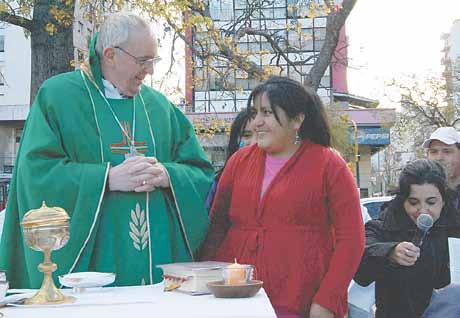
[223,264,253,285]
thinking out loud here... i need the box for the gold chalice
[21,201,75,305]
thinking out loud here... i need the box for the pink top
[261,154,290,196]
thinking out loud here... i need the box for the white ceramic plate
[59,272,115,288]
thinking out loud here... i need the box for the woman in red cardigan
[200,76,365,318]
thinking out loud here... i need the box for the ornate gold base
[24,289,75,305]
[23,250,76,305]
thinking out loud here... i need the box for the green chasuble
[0,37,213,288]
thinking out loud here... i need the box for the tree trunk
[30,0,75,103]
[306,0,357,90]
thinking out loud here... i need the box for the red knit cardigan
[200,141,365,317]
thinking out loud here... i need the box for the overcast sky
[346,0,460,106]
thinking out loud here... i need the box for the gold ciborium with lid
[21,201,75,305]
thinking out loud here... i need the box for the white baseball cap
[422,127,460,148]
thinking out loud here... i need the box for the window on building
[15,128,23,155]
[287,0,309,18]
[0,66,5,86]
[15,130,22,143]
[234,8,245,18]
[248,78,259,90]
[260,41,272,51]
[249,42,261,52]
[320,75,331,88]
[220,0,234,20]
[260,8,274,19]
[287,31,301,49]
[209,0,221,20]
[274,7,285,19]
[234,0,247,9]
[0,35,4,52]
[193,67,207,91]
[314,28,326,41]
[237,42,249,53]
[235,78,248,91]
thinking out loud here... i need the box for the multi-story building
[442,19,460,115]
[187,0,333,114]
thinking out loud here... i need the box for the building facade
[442,19,460,116]
[0,24,31,208]
[187,0,336,114]
[0,5,94,209]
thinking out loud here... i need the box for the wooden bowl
[207,280,263,298]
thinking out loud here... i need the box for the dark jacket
[354,202,460,318]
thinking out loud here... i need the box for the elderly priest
[0,12,213,288]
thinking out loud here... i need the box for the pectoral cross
[125,143,144,159]
[111,121,148,158]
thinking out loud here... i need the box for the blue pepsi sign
[350,127,391,145]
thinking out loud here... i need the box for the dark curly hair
[391,159,452,209]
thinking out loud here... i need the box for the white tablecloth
[1,283,276,318]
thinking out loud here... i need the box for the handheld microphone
[412,214,433,247]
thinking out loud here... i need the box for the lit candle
[226,259,246,285]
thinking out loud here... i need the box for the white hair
[95,12,151,56]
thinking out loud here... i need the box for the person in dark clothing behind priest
[354,159,460,318]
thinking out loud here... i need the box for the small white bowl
[59,272,115,292]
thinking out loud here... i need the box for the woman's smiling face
[403,183,444,224]
[251,92,303,157]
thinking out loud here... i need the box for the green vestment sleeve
[0,82,109,288]
[162,106,213,256]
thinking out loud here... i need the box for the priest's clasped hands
[108,156,170,192]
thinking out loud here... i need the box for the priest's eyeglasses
[114,46,162,68]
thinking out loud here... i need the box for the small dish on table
[0,280,8,304]
[59,272,115,293]
[206,280,263,298]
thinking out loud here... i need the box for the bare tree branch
[0,12,33,30]
[159,31,178,90]
[306,0,357,89]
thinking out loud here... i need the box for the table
[0,283,276,318]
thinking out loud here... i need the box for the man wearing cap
[423,127,460,202]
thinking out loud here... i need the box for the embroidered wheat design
[129,203,149,251]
